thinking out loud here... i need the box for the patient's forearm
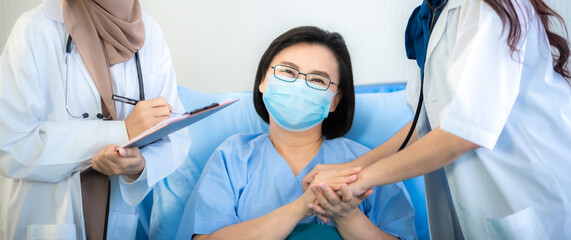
[335,210,398,240]
[351,121,417,168]
[193,197,310,240]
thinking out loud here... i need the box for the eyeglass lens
[273,65,332,91]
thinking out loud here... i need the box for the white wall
[0,0,42,50]
[138,0,422,93]
[1,0,570,93]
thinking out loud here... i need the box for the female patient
[176,26,416,240]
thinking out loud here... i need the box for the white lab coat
[405,0,571,239]
[0,0,190,239]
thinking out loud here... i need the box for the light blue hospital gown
[176,133,417,240]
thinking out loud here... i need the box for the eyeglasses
[271,65,337,91]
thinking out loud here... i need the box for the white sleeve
[118,15,191,205]
[439,1,526,150]
[0,17,129,183]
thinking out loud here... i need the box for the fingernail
[311,186,318,193]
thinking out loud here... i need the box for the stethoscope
[398,0,448,151]
[64,34,145,119]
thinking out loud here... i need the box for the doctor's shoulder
[140,11,168,48]
[137,11,172,74]
[5,5,61,51]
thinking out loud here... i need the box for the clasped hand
[304,166,374,223]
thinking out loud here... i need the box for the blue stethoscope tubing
[64,34,145,119]
[398,0,448,151]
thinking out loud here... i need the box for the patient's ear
[329,91,342,112]
[259,75,269,93]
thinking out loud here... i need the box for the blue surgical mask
[262,75,335,132]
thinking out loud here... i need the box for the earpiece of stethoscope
[65,35,73,57]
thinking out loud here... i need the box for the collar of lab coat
[45,0,64,23]
[425,0,463,64]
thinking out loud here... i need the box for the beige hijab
[62,0,145,120]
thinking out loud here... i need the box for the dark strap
[399,0,447,151]
[398,80,424,151]
[81,170,110,240]
[135,51,145,101]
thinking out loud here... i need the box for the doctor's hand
[92,145,146,179]
[303,166,361,192]
[302,163,359,191]
[124,97,173,139]
[345,171,376,198]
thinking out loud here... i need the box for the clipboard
[121,98,239,148]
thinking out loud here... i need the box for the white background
[1,0,570,93]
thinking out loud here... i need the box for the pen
[112,94,182,114]
[112,94,139,105]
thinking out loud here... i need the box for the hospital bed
[138,83,429,239]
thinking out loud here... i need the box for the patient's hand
[302,166,363,222]
[308,183,374,223]
[295,187,319,218]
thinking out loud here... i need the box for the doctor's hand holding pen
[120,96,174,139]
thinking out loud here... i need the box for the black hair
[253,26,354,139]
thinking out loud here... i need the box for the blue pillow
[178,87,269,172]
[149,86,428,240]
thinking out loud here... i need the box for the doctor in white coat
[305,0,571,239]
[0,0,190,239]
